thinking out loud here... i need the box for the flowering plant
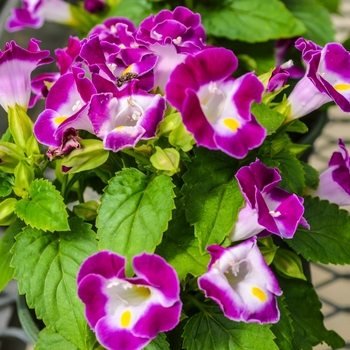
[1,0,350,349]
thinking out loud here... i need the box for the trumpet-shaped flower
[88,83,166,152]
[229,159,309,241]
[77,251,182,350]
[198,237,282,324]
[166,47,266,158]
[287,38,350,119]
[0,39,52,112]
[308,139,350,206]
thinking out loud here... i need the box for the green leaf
[36,328,78,350]
[182,148,244,253]
[271,296,297,350]
[144,332,170,350]
[273,150,305,195]
[97,168,175,275]
[182,304,278,350]
[0,176,12,197]
[155,199,209,281]
[301,161,319,190]
[14,179,69,232]
[287,196,350,264]
[285,119,308,134]
[278,277,345,349]
[196,0,305,43]
[0,219,25,291]
[251,103,285,135]
[12,218,98,349]
[318,0,340,12]
[281,0,335,45]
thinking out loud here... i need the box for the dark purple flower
[166,47,266,158]
[229,159,309,241]
[77,251,182,350]
[84,0,106,13]
[198,237,282,324]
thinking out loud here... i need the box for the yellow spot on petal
[136,286,151,299]
[123,64,134,75]
[252,287,267,302]
[334,83,350,91]
[223,118,240,132]
[54,116,68,125]
[115,126,125,131]
[120,310,132,328]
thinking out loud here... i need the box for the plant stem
[183,293,207,314]
[120,148,151,164]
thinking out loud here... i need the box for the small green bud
[62,139,109,173]
[157,113,181,137]
[258,237,278,266]
[169,121,196,152]
[26,134,42,161]
[150,146,180,176]
[7,104,34,152]
[0,198,17,226]
[273,248,307,280]
[13,160,35,198]
[0,142,25,173]
[73,200,99,221]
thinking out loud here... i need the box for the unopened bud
[13,160,35,198]
[73,200,99,221]
[0,198,17,226]
[150,146,180,176]
[273,248,306,280]
[0,142,25,173]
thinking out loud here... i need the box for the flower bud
[258,237,278,266]
[61,139,109,173]
[273,248,306,280]
[0,142,25,173]
[150,146,180,176]
[13,160,35,198]
[73,200,99,221]
[0,198,17,226]
[169,121,196,152]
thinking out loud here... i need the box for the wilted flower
[77,251,182,350]
[229,159,309,241]
[198,237,282,324]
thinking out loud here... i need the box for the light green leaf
[251,103,285,135]
[287,196,350,264]
[182,148,244,253]
[196,0,305,42]
[36,328,78,350]
[182,304,278,350]
[0,218,25,292]
[281,0,335,45]
[0,177,12,197]
[14,179,69,232]
[278,277,345,349]
[12,218,98,349]
[143,333,170,350]
[155,199,209,281]
[97,168,175,275]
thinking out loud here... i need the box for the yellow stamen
[120,310,132,327]
[252,287,267,302]
[123,64,134,75]
[54,116,68,125]
[334,83,350,91]
[223,118,240,132]
[136,286,151,298]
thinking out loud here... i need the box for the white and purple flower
[0,39,52,112]
[198,237,282,324]
[229,159,309,241]
[166,47,266,158]
[308,139,350,206]
[77,251,182,350]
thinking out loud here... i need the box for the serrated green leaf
[36,328,78,350]
[182,148,243,253]
[281,0,335,45]
[143,332,170,350]
[196,0,305,43]
[182,304,278,350]
[0,218,25,291]
[97,168,175,275]
[274,150,305,195]
[251,103,285,135]
[278,277,345,349]
[287,196,350,264]
[12,218,98,349]
[155,199,209,281]
[301,161,319,190]
[14,179,69,232]
[271,296,297,350]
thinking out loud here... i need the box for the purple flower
[0,39,53,112]
[308,139,350,206]
[84,0,106,13]
[136,6,206,91]
[88,83,166,152]
[6,0,72,31]
[266,62,291,92]
[229,159,309,241]
[287,38,350,119]
[166,47,266,158]
[77,251,182,350]
[198,237,282,324]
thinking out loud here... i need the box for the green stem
[61,174,69,200]
[183,293,207,314]
[120,148,151,165]
[40,159,50,176]
[77,178,85,203]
